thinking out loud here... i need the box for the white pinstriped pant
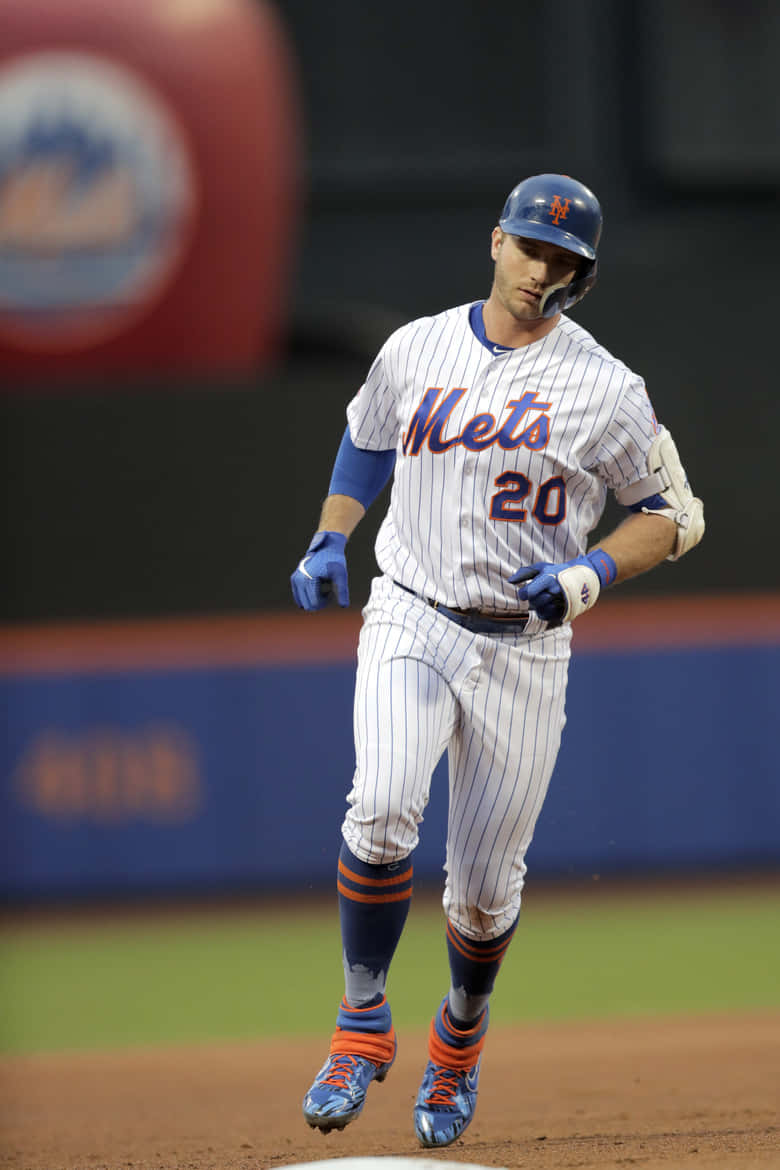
[342,576,572,940]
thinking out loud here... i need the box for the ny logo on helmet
[549,195,570,225]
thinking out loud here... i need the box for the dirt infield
[1,1012,778,1170]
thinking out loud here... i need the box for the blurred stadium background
[1,0,779,917]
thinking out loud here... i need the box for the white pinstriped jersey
[346,301,659,613]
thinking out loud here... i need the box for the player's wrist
[584,549,617,589]
[311,530,348,553]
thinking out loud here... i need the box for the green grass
[1,884,779,1055]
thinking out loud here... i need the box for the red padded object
[0,0,301,381]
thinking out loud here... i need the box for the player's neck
[481,294,561,348]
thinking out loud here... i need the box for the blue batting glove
[510,549,617,627]
[291,531,349,611]
[510,561,568,626]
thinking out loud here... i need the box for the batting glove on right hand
[290,531,349,611]
[510,549,617,628]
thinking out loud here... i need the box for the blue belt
[393,580,529,635]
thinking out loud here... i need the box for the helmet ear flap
[539,258,598,318]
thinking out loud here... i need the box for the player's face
[490,229,579,320]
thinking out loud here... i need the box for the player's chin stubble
[503,289,543,323]
[492,267,542,323]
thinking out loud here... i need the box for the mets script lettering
[402,387,551,456]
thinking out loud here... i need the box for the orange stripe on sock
[337,879,412,904]
[340,995,387,1012]
[330,1026,396,1065]
[439,1002,487,1041]
[428,1011,486,1070]
[446,920,511,963]
[338,858,413,887]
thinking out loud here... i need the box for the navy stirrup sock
[429,994,490,1065]
[337,840,414,1008]
[445,917,518,1027]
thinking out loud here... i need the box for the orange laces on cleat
[321,1055,361,1089]
[425,1067,462,1106]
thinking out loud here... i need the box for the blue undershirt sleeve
[328,425,396,510]
[626,493,669,513]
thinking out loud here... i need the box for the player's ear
[491,227,504,260]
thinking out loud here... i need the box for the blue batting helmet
[498,174,602,317]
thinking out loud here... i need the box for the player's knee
[443,879,525,939]
[447,902,519,939]
[342,807,419,865]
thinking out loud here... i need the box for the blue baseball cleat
[413,995,489,1147]
[302,995,397,1132]
[302,1049,395,1132]
[413,1056,481,1147]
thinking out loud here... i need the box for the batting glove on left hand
[510,549,617,628]
[291,531,349,611]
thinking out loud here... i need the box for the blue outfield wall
[1,604,779,899]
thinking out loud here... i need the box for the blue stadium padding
[1,644,778,899]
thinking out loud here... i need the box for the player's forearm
[318,493,366,539]
[590,511,676,585]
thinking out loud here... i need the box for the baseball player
[290,173,704,1148]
